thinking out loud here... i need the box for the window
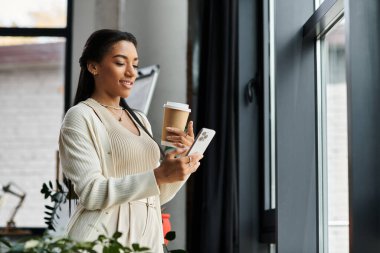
[319,18,349,252]
[0,0,67,28]
[262,0,276,248]
[264,0,276,212]
[0,1,72,230]
[0,37,65,227]
[304,0,346,251]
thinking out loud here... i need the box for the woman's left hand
[166,121,195,150]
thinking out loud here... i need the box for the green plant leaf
[164,231,176,241]
[40,181,69,231]
[76,241,94,249]
[41,184,51,199]
[52,192,61,202]
[97,235,107,242]
[41,183,48,192]
[123,246,133,252]
[45,205,54,210]
[112,232,122,240]
[132,243,140,251]
[138,247,151,252]
[0,238,11,248]
[8,242,25,252]
[56,180,64,192]
[103,245,120,253]
[109,244,121,253]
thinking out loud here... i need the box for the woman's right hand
[154,148,203,185]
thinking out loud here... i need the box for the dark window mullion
[303,0,344,39]
[0,0,73,112]
[64,0,73,111]
[0,27,69,37]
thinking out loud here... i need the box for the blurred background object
[1,182,26,229]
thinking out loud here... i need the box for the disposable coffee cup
[161,101,191,147]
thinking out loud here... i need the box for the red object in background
[162,213,171,245]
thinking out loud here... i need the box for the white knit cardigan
[58,100,186,247]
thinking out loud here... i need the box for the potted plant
[0,181,186,253]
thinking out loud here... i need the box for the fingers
[166,135,186,142]
[187,121,195,137]
[166,122,195,148]
[167,137,192,149]
[190,162,201,173]
[179,153,203,165]
[185,161,201,174]
[166,126,187,136]
[166,148,188,159]
[190,153,203,162]
[166,135,192,144]
[166,121,195,138]
[172,142,189,151]
[173,153,203,176]
[157,152,204,184]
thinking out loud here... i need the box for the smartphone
[186,128,216,156]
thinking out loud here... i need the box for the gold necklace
[99,104,124,122]
[99,103,124,110]
[115,109,124,122]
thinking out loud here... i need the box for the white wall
[0,64,64,227]
[120,0,188,140]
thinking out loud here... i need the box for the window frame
[303,0,344,252]
[260,0,276,245]
[0,0,73,112]
[303,0,344,39]
[262,0,380,252]
[0,0,73,232]
[264,0,344,251]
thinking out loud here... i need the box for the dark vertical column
[274,0,318,252]
[346,0,380,251]
[238,0,268,252]
[65,0,73,111]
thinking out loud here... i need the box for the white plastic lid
[163,101,191,112]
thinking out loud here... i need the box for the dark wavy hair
[73,29,137,106]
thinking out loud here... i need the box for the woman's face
[92,40,139,99]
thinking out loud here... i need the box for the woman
[59,29,203,252]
